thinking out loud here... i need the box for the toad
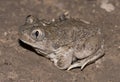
[19,13,104,70]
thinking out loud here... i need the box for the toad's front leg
[47,46,74,70]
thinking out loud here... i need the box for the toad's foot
[67,45,104,70]
[67,59,87,70]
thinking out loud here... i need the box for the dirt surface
[0,0,120,82]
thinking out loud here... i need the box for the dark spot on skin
[52,43,60,49]
[83,44,85,48]
[90,47,94,50]
[57,56,65,67]
[57,60,64,67]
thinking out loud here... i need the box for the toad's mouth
[19,39,50,55]
[34,48,49,56]
[19,39,36,47]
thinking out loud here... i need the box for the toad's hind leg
[67,45,104,70]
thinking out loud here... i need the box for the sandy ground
[0,0,120,82]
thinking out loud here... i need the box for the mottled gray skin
[19,14,104,70]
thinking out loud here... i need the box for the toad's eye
[31,29,44,41]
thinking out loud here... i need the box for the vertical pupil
[35,31,39,37]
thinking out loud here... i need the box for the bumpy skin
[19,14,104,70]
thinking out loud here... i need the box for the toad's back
[44,18,100,49]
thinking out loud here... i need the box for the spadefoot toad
[19,13,104,70]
